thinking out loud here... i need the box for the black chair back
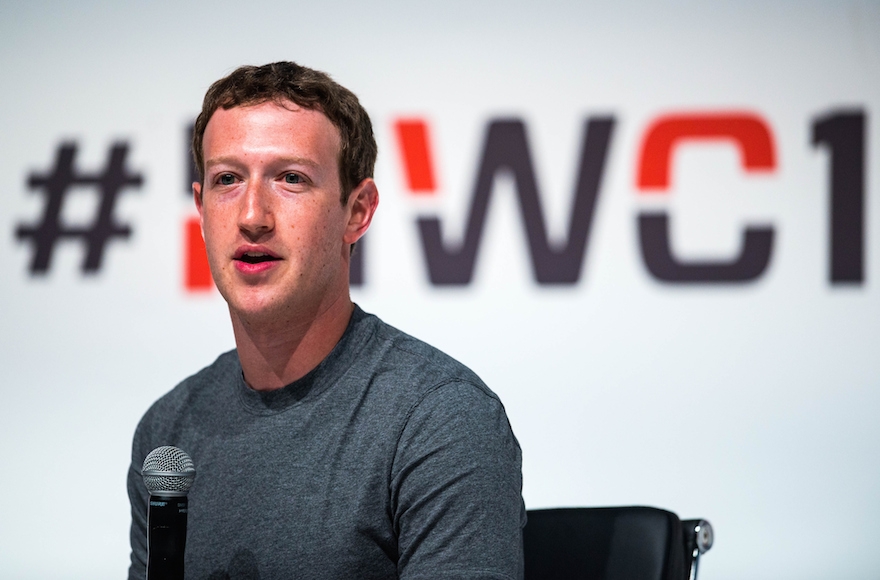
[523,507,688,580]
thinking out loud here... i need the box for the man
[128,62,525,579]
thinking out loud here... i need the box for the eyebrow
[204,156,321,171]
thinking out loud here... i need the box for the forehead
[202,100,341,164]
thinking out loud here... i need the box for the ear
[193,181,206,240]
[343,178,379,245]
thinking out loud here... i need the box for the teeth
[238,251,277,264]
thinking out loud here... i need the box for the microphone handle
[147,493,188,580]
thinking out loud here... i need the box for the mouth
[234,250,282,265]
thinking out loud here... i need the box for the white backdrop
[1,1,879,578]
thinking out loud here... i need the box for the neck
[231,295,354,391]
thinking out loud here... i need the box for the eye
[218,173,236,186]
[284,173,303,184]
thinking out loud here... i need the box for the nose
[238,180,274,239]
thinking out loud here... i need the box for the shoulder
[132,350,239,455]
[355,308,495,403]
[353,309,517,452]
[143,349,239,418]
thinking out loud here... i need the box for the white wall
[1,1,878,578]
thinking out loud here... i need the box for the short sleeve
[390,381,525,580]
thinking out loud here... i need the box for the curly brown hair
[192,62,377,204]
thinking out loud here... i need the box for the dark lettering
[417,117,614,285]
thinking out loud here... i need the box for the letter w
[418,118,614,285]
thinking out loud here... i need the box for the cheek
[291,203,342,240]
[203,202,236,229]
[200,208,234,256]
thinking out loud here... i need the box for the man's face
[194,100,369,324]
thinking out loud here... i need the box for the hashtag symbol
[16,142,143,273]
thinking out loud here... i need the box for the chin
[222,287,284,320]
[233,296,285,318]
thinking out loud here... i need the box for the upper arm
[390,381,525,580]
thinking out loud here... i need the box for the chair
[523,506,713,580]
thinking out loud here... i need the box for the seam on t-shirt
[389,376,504,486]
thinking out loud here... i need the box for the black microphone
[142,446,196,580]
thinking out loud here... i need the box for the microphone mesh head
[142,446,195,495]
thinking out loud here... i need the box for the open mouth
[236,252,281,265]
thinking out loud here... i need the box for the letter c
[636,112,776,283]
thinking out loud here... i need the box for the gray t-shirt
[128,306,525,579]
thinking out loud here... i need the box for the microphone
[142,446,196,580]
